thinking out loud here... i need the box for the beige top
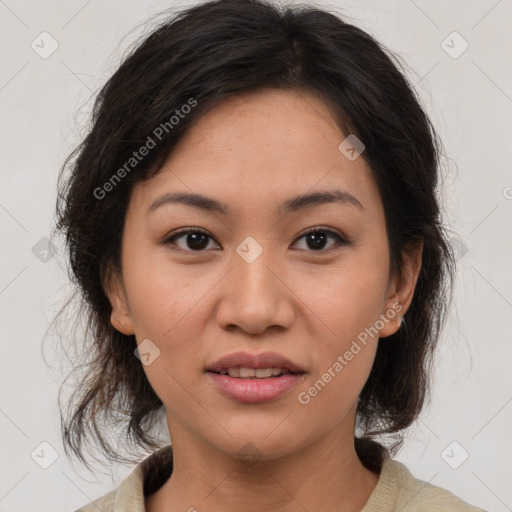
[74,445,487,511]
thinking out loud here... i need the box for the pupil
[188,233,208,250]
[308,232,327,250]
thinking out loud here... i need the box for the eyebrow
[147,189,364,216]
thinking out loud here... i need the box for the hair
[51,0,455,473]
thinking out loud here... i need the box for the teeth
[219,367,290,378]
[240,367,256,378]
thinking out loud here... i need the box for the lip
[205,351,306,404]
[206,350,305,374]
[207,372,307,403]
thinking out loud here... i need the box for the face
[106,88,420,462]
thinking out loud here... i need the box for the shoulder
[384,458,488,511]
[72,463,145,512]
[71,445,172,512]
[74,490,116,511]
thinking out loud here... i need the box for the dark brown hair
[50,0,455,472]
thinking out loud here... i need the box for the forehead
[172,88,345,165]
[130,88,382,220]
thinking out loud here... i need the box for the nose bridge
[215,234,294,333]
[233,234,281,303]
[233,237,279,311]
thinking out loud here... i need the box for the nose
[215,240,295,335]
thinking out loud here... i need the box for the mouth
[209,367,304,378]
[205,351,306,403]
[206,350,306,375]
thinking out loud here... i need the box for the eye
[162,226,349,253]
[163,228,219,252]
[292,227,349,252]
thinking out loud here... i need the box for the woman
[53,0,487,510]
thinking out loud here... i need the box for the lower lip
[207,372,306,403]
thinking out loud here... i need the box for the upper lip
[206,351,305,373]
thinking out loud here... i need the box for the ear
[103,266,135,336]
[379,242,423,338]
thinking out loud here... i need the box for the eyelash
[162,226,349,253]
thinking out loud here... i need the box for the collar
[91,444,400,511]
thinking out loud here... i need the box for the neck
[146,425,380,512]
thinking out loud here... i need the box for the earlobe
[378,301,403,338]
[110,311,134,336]
[379,242,423,339]
[103,267,135,336]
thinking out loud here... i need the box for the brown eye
[293,227,348,252]
[163,228,219,251]
[163,226,349,253]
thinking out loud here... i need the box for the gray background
[1,0,511,511]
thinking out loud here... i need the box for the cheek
[122,245,206,335]
[122,254,206,404]
[297,344,378,430]
[296,274,382,417]
[296,251,389,340]
[292,248,388,407]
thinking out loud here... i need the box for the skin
[106,88,422,512]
